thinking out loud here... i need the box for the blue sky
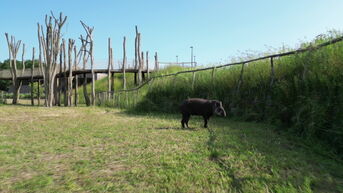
[1,0,343,68]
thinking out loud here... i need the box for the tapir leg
[184,114,190,128]
[203,116,209,128]
[181,113,190,128]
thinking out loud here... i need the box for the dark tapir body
[180,98,226,128]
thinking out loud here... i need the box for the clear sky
[1,0,343,68]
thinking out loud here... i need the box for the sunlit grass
[0,105,342,192]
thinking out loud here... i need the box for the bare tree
[67,39,75,106]
[21,44,26,77]
[31,47,35,106]
[122,37,127,90]
[80,21,95,105]
[74,45,82,106]
[5,33,22,104]
[61,39,68,106]
[137,33,142,84]
[146,51,149,79]
[107,38,113,99]
[134,26,139,85]
[58,42,63,106]
[37,12,67,107]
[154,52,159,70]
[80,35,91,106]
[110,47,114,97]
[141,51,145,81]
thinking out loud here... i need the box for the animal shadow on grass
[154,126,198,131]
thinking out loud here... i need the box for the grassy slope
[0,105,342,192]
[130,35,343,156]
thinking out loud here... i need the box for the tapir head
[212,100,227,117]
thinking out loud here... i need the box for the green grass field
[0,105,342,192]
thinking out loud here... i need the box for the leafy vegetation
[0,106,341,192]
[0,60,39,91]
[100,33,343,157]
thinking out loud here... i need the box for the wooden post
[146,51,149,79]
[37,79,41,106]
[137,33,142,84]
[266,57,275,109]
[236,62,245,94]
[107,38,112,99]
[134,26,139,85]
[141,51,145,81]
[122,36,127,90]
[0,91,4,104]
[270,57,275,88]
[154,52,159,71]
[31,47,35,106]
[74,45,78,106]
[135,26,139,69]
[67,39,75,106]
[61,39,68,107]
[191,71,196,90]
[111,71,114,97]
[211,66,216,83]
[57,42,62,106]
[211,67,216,93]
[110,48,114,98]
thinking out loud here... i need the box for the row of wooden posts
[96,34,343,109]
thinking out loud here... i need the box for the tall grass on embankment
[130,33,343,157]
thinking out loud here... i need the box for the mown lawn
[0,105,342,192]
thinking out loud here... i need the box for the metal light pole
[190,46,193,68]
[176,55,178,65]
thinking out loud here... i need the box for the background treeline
[0,60,39,91]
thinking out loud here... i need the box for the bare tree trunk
[37,12,67,107]
[58,43,63,106]
[90,48,95,106]
[107,38,112,99]
[141,51,145,81]
[53,77,58,105]
[31,47,35,106]
[134,26,139,85]
[67,39,75,106]
[5,33,22,105]
[38,79,41,106]
[146,51,149,79]
[74,45,78,106]
[236,62,245,94]
[154,52,159,71]
[80,35,91,106]
[62,39,68,106]
[110,48,114,98]
[123,37,127,90]
[13,81,22,104]
[137,33,142,85]
[80,21,95,106]
[37,27,46,106]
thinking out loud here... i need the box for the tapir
[180,98,226,128]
